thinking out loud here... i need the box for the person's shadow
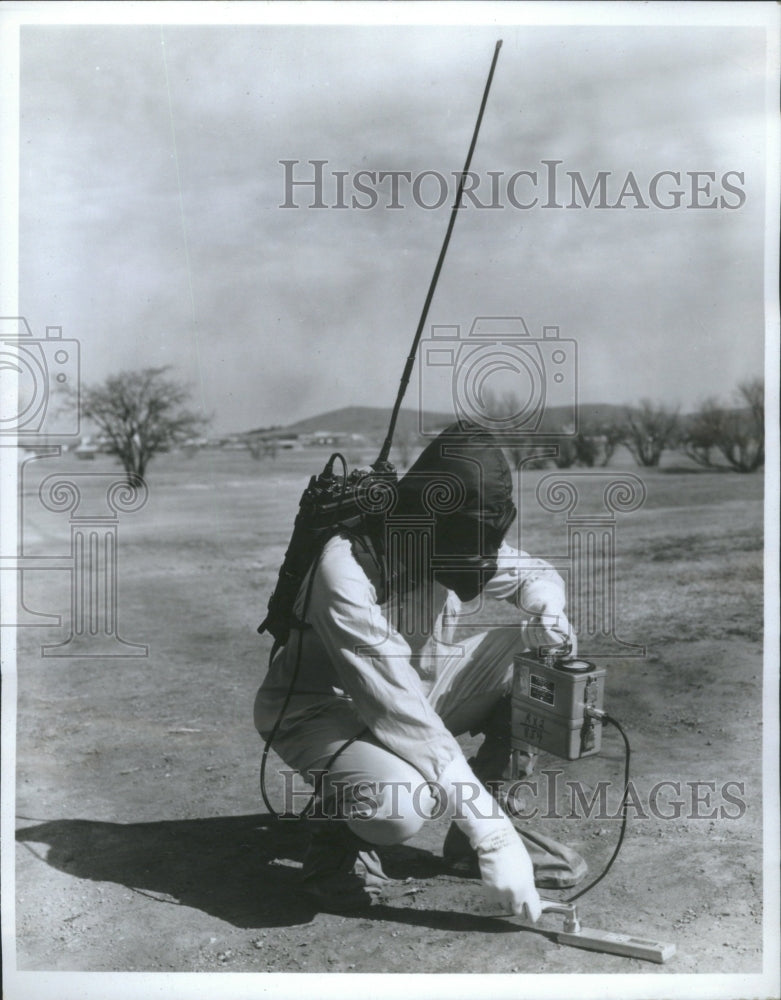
[16,813,525,933]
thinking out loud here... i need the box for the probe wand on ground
[523,901,677,963]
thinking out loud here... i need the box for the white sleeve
[304,536,465,785]
[483,541,567,617]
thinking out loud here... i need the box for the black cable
[258,641,283,815]
[258,550,321,817]
[330,452,348,503]
[561,713,631,904]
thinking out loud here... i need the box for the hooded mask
[392,422,517,602]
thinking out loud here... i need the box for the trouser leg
[310,732,439,847]
[268,699,438,846]
[428,626,534,776]
[265,699,439,909]
[426,626,519,731]
[426,627,588,889]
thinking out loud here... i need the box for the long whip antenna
[374,39,503,470]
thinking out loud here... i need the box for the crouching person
[254,422,586,915]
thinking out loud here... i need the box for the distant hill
[245,403,639,440]
[246,407,452,439]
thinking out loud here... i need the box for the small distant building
[220,436,249,451]
[75,436,99,460]
[303,430,341,446]
[270,436,299,450]
[301,431,369,448]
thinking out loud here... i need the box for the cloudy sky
[12,7,775,433]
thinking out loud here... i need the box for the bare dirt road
[11,451,767,982]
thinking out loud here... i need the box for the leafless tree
[621,400,680,468]
[682,378,764,473]
[551,436,579,469]
[480,389,623,469]
[78,367,208,482]
[551,422,620,468]
[592,419,625,467]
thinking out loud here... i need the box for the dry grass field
[11,444,766,977]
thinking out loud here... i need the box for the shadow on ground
[15,813,525,935]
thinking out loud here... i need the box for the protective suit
[254,422,584,914]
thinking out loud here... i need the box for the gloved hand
[524,611,577,658]
[437,755,542,921]
[475,825,542,921]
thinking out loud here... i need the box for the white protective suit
[254,422,580,918]
[254,532,571,832]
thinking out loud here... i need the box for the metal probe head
[541,900,581,934]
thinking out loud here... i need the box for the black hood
[392,422,516,601]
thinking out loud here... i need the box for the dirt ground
[9,448,769,982]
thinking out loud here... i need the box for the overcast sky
[15,12,772,433]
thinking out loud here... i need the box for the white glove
[475,825,542,922]
[437,756,542,921]
[524,611,577,658]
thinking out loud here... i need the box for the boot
[442,696,588,890]
[299,819,391,912]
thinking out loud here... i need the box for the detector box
[511,648,606,761]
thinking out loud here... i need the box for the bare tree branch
[621,400,679,468]
[77,367,208,482]
[681,379,764,473]
[479,389,626,469]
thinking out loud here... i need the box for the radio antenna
[373,39,503,471]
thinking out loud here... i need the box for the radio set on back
[258,454,396,648]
